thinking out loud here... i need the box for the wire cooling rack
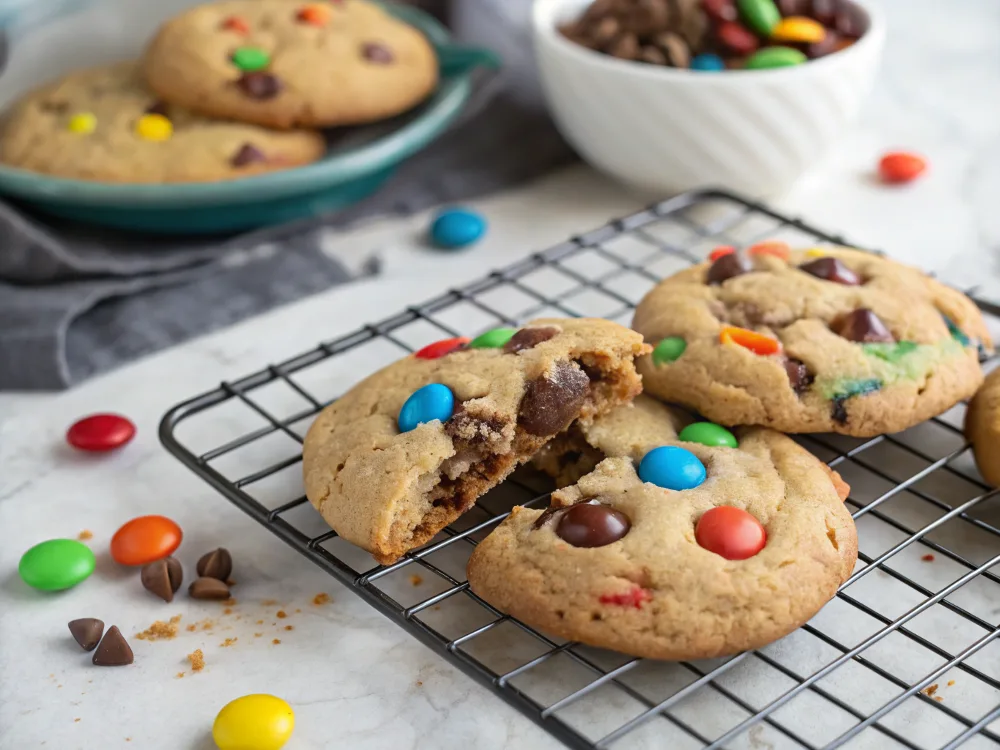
[159,189,1000,750]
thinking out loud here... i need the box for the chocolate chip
[145,100,169,117]
[518,362,591,436]
[556,503,631,547]
[655,32,691,68]
[189,576,231,600]
[799,257,861,286]
[784,358,813,394]
[832,308,894,343]
[197,548,233,581]
[362,42,394,63]
[68,618,104,652]
[831,397,849,424]
[504,326,559,354]
[237,72,282,100]
[92,626,133,667]
[706,253,751,285]
[141,557,183,603]
[230,143,267,168]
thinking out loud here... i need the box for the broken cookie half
[302,318,650,565]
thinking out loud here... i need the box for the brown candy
[68,618,104,652]
[804,31,842,58]
[703,0,737,23]
[518,362,590,436]
[362,42,394,64]
[189,576,231,600]
[784,358,813,393]
[231,143,267,168]
[833,6,865,38]
[832,308,894,343]
[798,257,860,286]
[556,502,631,547]
[609,32,641,59]
[237,72,282,100]
[622,0,670,35]
[196,548,233,581]
[141,557,183,603]
[655,32,691,68]
[504,326,559,354]
[674,0,708,49]
[92,626,133,667]
[706,252,751,284]
[639,45,668,65]
[810,0,838,25]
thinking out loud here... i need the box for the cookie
[965,368,1000,486]
[0,62,325,183]
[467,428,858,661]
[632,246,992,436]
[302,319,651,565]
[142,0,439,130]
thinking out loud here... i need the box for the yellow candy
[770,16,826,44]
[213,694,294,750]
[67,112,97,135]
[135,113,173,141]
[805,248,827,257]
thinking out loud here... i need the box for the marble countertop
[3,1,1000,748]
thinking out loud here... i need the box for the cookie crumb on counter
[222,598,237,607]
[276,610,288,619]
[254,633,263,638]
[921,554,935,562]
[922,683,939,698]
[284,625,294,631]
[77,530,93,541]
[261,599,279,606]
[409,574,423,586]
[176,672,185,679]
[272,639,281,645]
[219,638,238,648]
[187,649,205,672]
[948,680,956,686]
[135,615,182,641]
[312,593,331,606]
[416,681,423,687]
[74,718,80,723]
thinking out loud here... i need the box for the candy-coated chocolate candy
[784,358,812,392]
[67,413,136,452]
[297,3,331,25]
[799,256,860,285]
[555,502,631,548]
[19,539,96,591]
[737,0,781,36]
[638,446,706,491]
[67,112,96,134]
[429,208,486,250]
[805,248,826,257]
[695,506,766,560]
[810,0,837,24]
[716,21,760,55]
[110,515,183,566]
[679,422,738,449]
[804,31,842,59]
[776,0,810,14]
[720,326,782,356]
[238,72,282,99]
[213,694,295,750]
[398,383,455,433]
[832,308,894,343]
[744,46,807,69]
[231,143,267,167]
[833,5,866,37]
[770,16,826,43]
[708,246,735,261]
[706,252,751,284]
[747,241,790,260]
[220,15,250,34]
[702,0,738,22]
[691,53,726,71]
[414,337,470,360]
[469,327,517,349]
[879,152,927,184]
[232,47,271,72]
[504,326,559,354]
[135,114,173,141]
[518,362,589,436]
[652,336,686,366]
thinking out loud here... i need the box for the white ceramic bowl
[532,0,886,197]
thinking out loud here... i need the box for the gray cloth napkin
[0,0,575,392]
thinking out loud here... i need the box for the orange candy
[297,3,331,25]
[747,241,791,261]
[695,506,766,560]
[708,246,735,261]
[220,15,250,34]
[719,326,782,356]
[879,152,927,184]
[110,515,183,566]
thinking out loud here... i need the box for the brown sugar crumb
[922,554,935,562]
[272,639,281,645]
[948,680,956,687]
[256,620,264,625]
[433,605,441,611]
[254,633,263,638]
[410,574,423,587]
[934,696,944,702]
[922,683,939,698]
[312,593,331,606]
[284,625,294,631]
[261,599,279,606]
[295,608,301,614]
[74,718,81,723]
[219,638,238,648]
[416,681,423,687]
[77,530,93,541]
[202,622,214,631]
[223,608,233,615]
[276,610,288,619]
[187,649,205,672]
[176,672,185,679]
[186,624,197,632]
[135,615,182,641]
[222,598,237,607]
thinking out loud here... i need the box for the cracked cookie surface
[468,424,857,661]
[633,247,991,436]
[303,318,649,564]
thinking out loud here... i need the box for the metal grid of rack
[160,190,1000,750]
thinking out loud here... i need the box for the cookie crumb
[276,610,288,619]
[433,605,441,611]
[922,683,939,698]
[416,680,423,687]
[135,615,182,641]
[312,593,331,606]
[284,625,294,631]
[934,696,944,702]
[223,608,233,615]
[261,599,278,606]
[176,672,185,679]
[219,638,238,648]
[272,639,281,645]
[254,633,263,638]
[77,530,93,541]
[948,680,956,686]
[186,624,196,632]
[921,554,935,562]
[256,620,264,625]
[187,649,205,672]
[409,574,423,586]
[74,718,80,723]
[295,608,301,613]
[222,598,237,606]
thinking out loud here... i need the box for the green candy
[652,337,686,366]
[469,327,518,349]
[19,539,95,591]
[231,47,270,72]
[942,315,971,347]
[833,378,882,400]
[745,46,808,70]
[862,341,918,363]
[737,0,781,36]
[679,422,738,449]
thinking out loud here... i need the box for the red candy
[748,241,791,261]
[110,516,183,566]
[599,585,653,609]
[695,506,766,560]
[66,414,136,452]
[716,21,760,55]
[708,246,736,261]
[219,15,250,34]
[702,0,738,22]
[720,326,782,356]
[879,152,927,184]
[414,337,470,360]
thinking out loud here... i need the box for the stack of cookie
[302,245,994,661]
[0,0,439,183]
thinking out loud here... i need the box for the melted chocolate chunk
[145,100,169,117]
[40,100,69,114]
[831,398,849,424]
[518,362,590,436]
[504,326,559,354]
[237,72,282,99]
[556,503,630,547]
[706,253,751,285]
[799,257,861,285]
[231,143,267,167]
[832,308,894,343]
[784,358,813,394]
[362,42,394,63]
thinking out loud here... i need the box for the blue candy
[691,53,725,72]
[638,446,706,490]
[429,208,486,250]
[398,383,455,432]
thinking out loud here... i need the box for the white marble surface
[4,1,1000,748]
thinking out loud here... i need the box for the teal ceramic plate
[0,3,499,234]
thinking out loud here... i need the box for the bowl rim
[532,0,886,82]
[0,2,473,208]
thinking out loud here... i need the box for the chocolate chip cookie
[965,368,1000,487]
[142,0,439,129]
[0,62,325,183]
[468,425,858,661]
[632,246,991,436]
[302,319,650,565]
